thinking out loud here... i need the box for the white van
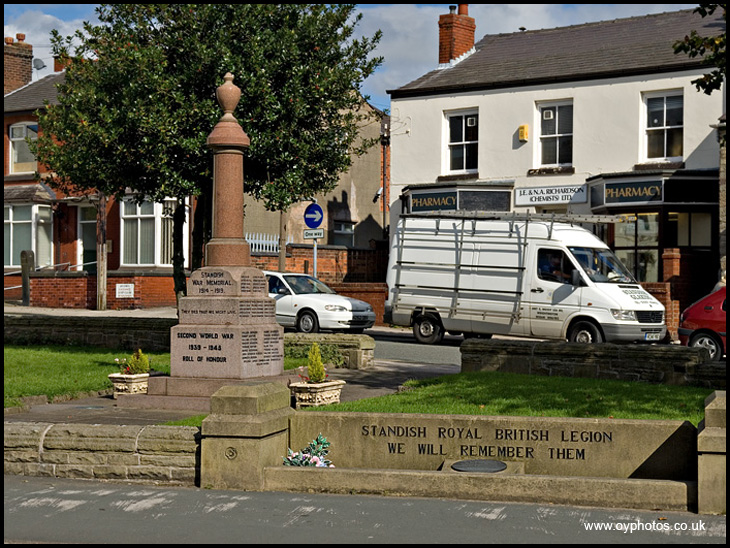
[385,211,667,344]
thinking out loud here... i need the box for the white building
[388,5,724,295]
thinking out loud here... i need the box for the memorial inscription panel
[290,413,697,480]
[171,266,283,379]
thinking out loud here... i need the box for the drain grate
[450,459,507,473]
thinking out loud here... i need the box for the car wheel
[297,311,319,334]
[568,321,603,344]
[413,315,443,344]
[689,332,723,362]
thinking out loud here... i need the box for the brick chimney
[439,4,476,65]
[4,33,33,94]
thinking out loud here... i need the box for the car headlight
[325,304,348,312]
[611,309,636,321]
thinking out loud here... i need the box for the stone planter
[289,380,346,409]
[108,372,150,399]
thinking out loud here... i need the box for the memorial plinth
[116,73,287,412]
[172,267,283,379]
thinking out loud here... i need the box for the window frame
[444,110,479,175]
[8,121,39,174]
[4,203,53,268]
[642,91,684,162]
[537,101,574,167]
[119,197,188,268]
[332,220,355,247]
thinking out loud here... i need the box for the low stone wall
[460,339,725,389]
[284,333,375,369]
[4,314,177,352]
[4,423,199,485]
[4,387,726,514]
[4,315,375,365]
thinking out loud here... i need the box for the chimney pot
[5,37,14,45]
[16,33,26,42]
[458,4,469,16]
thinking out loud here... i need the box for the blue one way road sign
[304,203,323,229]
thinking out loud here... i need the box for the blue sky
[5,4,697,112]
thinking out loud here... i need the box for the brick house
[4,34,389,315]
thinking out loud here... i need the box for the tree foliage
[673,4,726,95]
[32,4,383,272]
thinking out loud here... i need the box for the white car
[263,271,376,333]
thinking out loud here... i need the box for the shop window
[611,213,660,282]
[666,212,712,247]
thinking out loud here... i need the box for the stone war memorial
[11,73,723,517]
[118,73,284,412]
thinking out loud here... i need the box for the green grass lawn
[3,344,303,408]
[5,344,713,427]
[320,371,712,426]
[3,345,172,408]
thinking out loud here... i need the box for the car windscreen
[568,247,636,284]
[283,275,337,295]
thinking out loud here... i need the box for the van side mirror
[571,269,585,287]
[277,287,290,295]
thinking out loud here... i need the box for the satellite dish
[33,58,47,70]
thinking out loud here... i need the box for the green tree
[32,4,383,297]
[673,4,726,95]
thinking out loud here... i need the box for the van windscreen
[568,247,636,284]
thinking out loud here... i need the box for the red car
[678,286,726,362]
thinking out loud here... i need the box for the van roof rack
[401,210,636,224]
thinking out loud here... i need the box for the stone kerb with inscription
[289,412,697,481]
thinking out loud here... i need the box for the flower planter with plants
[108,348,150,399]
[289,342,345,409]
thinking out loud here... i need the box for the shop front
[585,169,720,308]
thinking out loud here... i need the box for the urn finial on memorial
[207,72,250,149]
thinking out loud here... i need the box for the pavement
[4,304,460,425]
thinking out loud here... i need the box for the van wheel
[297,311,319,334]
[413,315,443,344]
[689,332,723,361]
[568,321,603,344]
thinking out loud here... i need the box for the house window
[539,103,573,166]
[645,93,683,160]
[447,112,478,172]
[9,122,39,173]
[121,197,187,267]
[4,204,52,267]
[332,221,355,247]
